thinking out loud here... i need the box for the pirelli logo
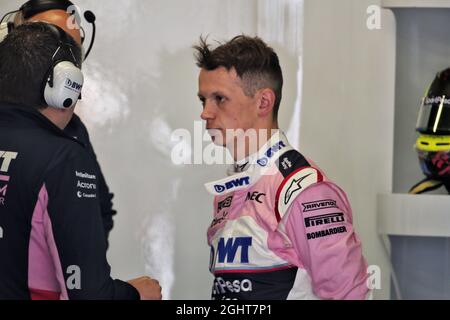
[302,199,337,212]
[304,212,345,228]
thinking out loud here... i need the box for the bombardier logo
[304,212,345,228]
[284,173,312,205]
[307,226,347,240]
[214,177,250,193]
[302,199,337,212]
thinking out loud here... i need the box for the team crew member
[195,35,370,300]
[0,23,161,300]
[0,0,117,245]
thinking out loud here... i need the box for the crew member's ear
[13,11,24,27]
[257,88,276,118]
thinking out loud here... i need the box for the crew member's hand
[127,276,162,300]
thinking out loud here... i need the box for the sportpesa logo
[214,177,250,193]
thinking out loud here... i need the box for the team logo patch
[217,196,233,212]
[306,226,347,240]
[275,167,323,221]
[214,177,250,194]
[302,199,338,212]
[284,173,312,205]
[304,212,345,228]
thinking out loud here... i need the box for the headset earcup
[0,22,11,42]
[44,61,83,109]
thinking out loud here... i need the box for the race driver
[195,35,370,300]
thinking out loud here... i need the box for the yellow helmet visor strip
[415,134,450,152]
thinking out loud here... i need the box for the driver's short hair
[194,35,283,120]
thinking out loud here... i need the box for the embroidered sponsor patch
[302,199,338,212]
[306,226,347,240]
[304,212,345,228]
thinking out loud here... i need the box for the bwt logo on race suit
[256,141,286,167]
[214,237,253,264]
[214,177,250,193]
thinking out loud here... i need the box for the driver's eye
[215,96,225,104]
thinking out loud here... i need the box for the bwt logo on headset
[65,78,83,92]
[214,177,250,193]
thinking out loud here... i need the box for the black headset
[1,0,96,60]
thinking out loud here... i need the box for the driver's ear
[257,88,276,118]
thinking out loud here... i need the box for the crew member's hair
[0,22,82,109]
[194,35,283,120]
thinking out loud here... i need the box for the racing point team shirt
[0,103,139,300]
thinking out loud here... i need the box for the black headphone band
[20,0,75,20]
[41,23,79,95]
[45,23,79,66]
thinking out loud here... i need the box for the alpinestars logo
[284,174,312,205]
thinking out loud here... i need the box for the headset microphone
[82,10,95,60]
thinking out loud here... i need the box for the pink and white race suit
[205,131,369,300]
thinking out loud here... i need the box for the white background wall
[301,0,396,299]
[1,0,399,299]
